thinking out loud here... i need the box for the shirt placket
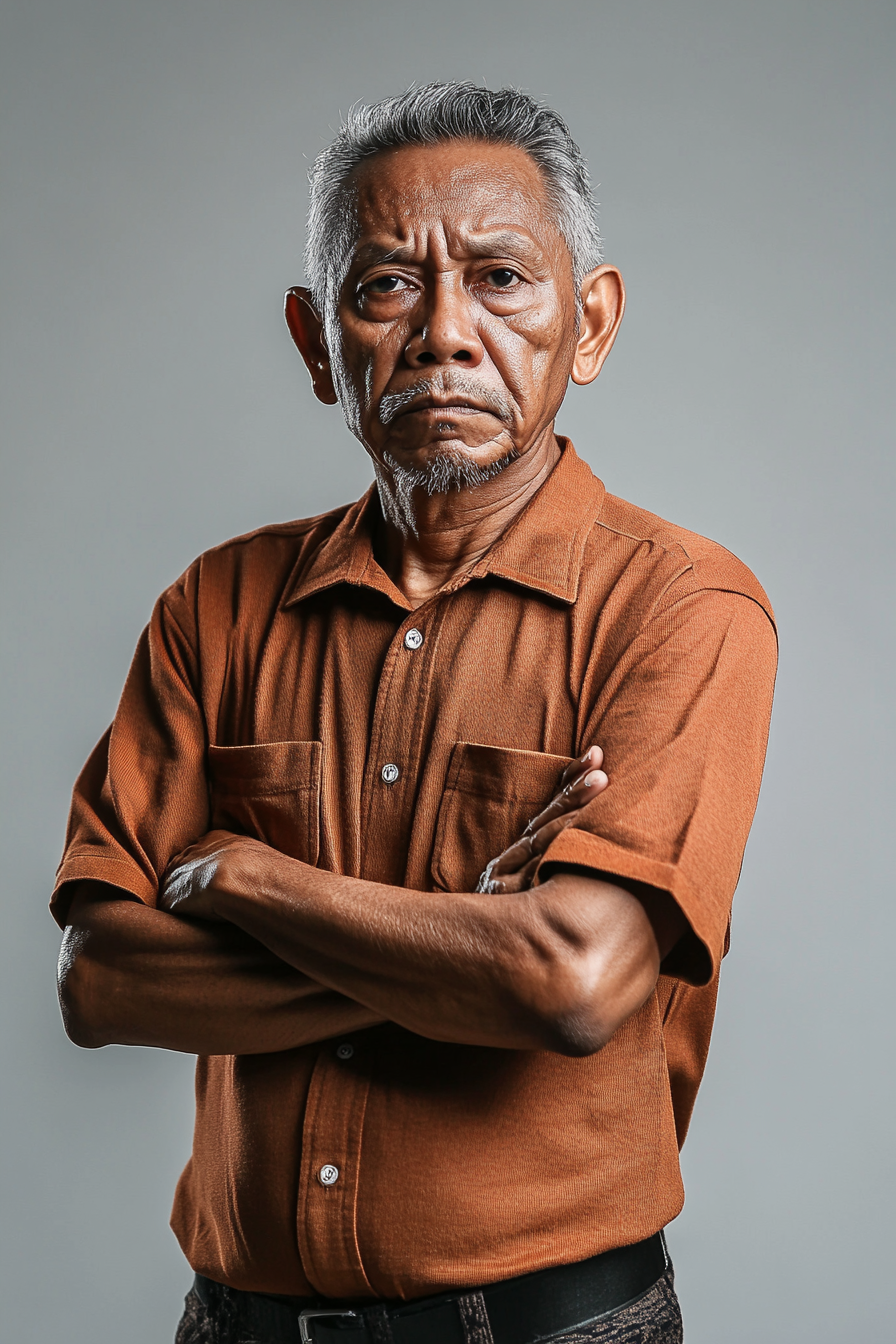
[358,603,445,885]
[296,606,442,1295]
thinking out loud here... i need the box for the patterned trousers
[175,1267,683,1344]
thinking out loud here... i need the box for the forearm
[211,853,661,1055]
[59,883,384,1055]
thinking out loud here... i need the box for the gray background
[2,2,893,1340]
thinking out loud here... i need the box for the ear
[284,287,339,405]
[571,266,626,386]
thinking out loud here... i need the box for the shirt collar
[282,439,605,611]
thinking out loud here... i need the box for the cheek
[336,319,407,400]
[510,295,577,359]
[483,309,577,406]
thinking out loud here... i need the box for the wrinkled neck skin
[371,426,562,608]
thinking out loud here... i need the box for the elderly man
[55,84,776,1344]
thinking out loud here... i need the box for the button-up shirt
[54,441,777,1299]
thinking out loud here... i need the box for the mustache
[377,375,513,427]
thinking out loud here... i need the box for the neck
[374,428,562,609]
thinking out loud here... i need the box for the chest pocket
[207,741,322,866]
[431,742,576,893]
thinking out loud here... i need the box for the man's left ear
[284,286,339,405]
[571,266,626,386]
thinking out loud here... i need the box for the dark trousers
[175,1267,683,1344]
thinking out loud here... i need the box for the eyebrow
[351,229,544,269]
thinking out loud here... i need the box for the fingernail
[583,770,605,787]
[580,747,594,763]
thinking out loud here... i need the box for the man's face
[327,140,581,485]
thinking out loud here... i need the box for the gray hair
[304,82,603,323]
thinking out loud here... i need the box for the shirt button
[336,1043,354,1060]
[318,1164,340,1187]
[404,628,424,650]
[381,763,400,784]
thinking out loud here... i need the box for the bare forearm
[209,853,661,1055]
[59,885,383,1055]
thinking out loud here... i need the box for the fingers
[527,813,578,856]
[559,744,604,789]
[477,746,608,895]
[486,832,537,877]
[479,854,541,895]
[481,809,584,883]
[523,766,607,840]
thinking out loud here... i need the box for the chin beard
[382,446,520,497]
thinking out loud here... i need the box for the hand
[160,829,259,922]
[476,746,608,894]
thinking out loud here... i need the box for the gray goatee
[378,374,517,496]
[382,446,520,497]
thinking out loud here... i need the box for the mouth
[378,378,512,429]
[395,397,495,420]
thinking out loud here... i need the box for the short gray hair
[305,82,603,321]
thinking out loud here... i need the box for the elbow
[524,949,654,1059]
[62,1015,104,1050]
[516,881,662,1057]
[540,1003,612,1058]
[59,997,105,1050]
[522,959,614,1058]
[548,1018,611,1059]
[57,933,108,1049]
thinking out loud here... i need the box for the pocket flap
[208,741,321,796]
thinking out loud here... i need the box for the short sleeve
[51,570,211,927]
[539,586,777,984]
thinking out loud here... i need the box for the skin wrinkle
[324,148,577,332]
[334,147,576,464]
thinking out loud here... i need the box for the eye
[486,268,521,288]
[364,274,406,295]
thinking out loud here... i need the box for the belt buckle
[297,1306,360,1343]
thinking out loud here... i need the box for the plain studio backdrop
[1,2,893,1341]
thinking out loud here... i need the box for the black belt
[194,1232,668,1344]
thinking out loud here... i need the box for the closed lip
[397,397,493,417]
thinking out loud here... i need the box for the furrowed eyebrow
[352,243,414,268]
[351,229,543,270]
[459,231,542,260]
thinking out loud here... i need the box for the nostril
[454,350,472,362]
[417,351,436,365]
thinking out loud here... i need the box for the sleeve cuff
[536,828,720,985]
[51,852,158,928]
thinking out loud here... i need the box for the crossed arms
[58,748,686,1059]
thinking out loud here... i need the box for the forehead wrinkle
[348,150,562,272]
[351,225,549,272]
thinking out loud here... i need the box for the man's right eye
[365,275,405,294]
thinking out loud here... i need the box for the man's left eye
[486,268,520,288]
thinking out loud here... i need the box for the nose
[404,276,485,369]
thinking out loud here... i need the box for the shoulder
[196,504,351,579]
[157,503,354,623]
[588,489,776,632]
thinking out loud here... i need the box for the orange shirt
[53,441,776,1299]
